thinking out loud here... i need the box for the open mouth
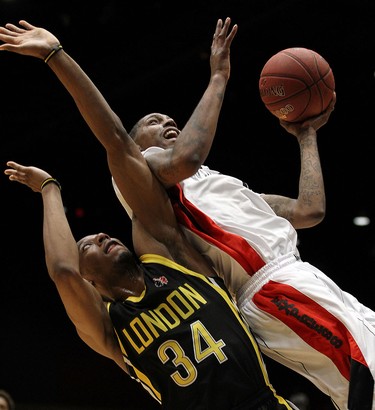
[105,240,119,254]
[163,129,179,139]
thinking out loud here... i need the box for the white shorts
[236,253,375,410]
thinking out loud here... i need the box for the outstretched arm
[0,20,129,155]
[1,19,218,270]
[4,161,126,369]
[262,93,336,229]
[0,18,237,188]
[0,20,166,237]
[146,17,238,186]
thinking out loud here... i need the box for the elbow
[176,153,203,180]
[310,209,326,226]
[295,192,326,228]
[184,154,203,176]
[311,200,326,225]
[293,199,326,228]
[302,207,326,228]
[161,153,202,186]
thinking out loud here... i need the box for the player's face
[133,113,180,150]
[77,233,132,282]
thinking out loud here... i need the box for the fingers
[4,161,50,193]
[0,27,19,41]
[225,22,238,45]
[213,17,237,44]
[19,20,34,30]
[5,170,24,183]
[329,91,336,110]
[4,23,24,33]
[213,18,223,39]
[6,160,21,170]
[212,17,238,49]
[4,161,25,180]
[0,24,24,46]
[0,20,31,40]
[2,20,32,33]
[215,17,230,40]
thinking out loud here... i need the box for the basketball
[259,47,335,122]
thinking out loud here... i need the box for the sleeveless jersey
[113,146,299,294]
[114,148,297,260]
[107,254,291,410]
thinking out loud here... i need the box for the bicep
[262,194,298,224]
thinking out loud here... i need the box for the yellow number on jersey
[157,320,228,387]
[191,320,227,363]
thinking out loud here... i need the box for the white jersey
[113,146,299,293]
[180,164,299,261]
[113,146,375,410]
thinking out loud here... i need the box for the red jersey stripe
[168,184,266,275]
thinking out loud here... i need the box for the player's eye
[82,243,92,252]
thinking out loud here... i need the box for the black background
[1,0,375,409]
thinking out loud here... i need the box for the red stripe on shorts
[253,280,368,380]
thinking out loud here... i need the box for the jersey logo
[153,276,168,287]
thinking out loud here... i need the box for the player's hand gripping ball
[259,47,335,122]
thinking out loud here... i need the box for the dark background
[1,0,374,409]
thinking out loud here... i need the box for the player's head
[77,233,141,300]
[130,113,180,150]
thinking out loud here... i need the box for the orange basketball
[259,47,335,122]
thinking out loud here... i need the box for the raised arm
[0,20,129,154]
[4,161,126,369]
[146,17,238,186]
[0,18,237,188]
[0,20,174,236]
[0,17,239,235]
[262,93,336,229]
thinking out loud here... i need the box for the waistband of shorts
[236,252,300,306]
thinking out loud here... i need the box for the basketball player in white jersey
[111,99,375,410]
[113,97,375,410]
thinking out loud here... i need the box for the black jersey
[108,254,290,410]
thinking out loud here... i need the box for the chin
[164,139,176,148]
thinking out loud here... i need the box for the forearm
[159,75,227,185]
[46,50,126,152]
[297,130,326,224]
[0,21,125,151]
[42,183,80,280]
[183,73,226,153]
[145,19,237,186]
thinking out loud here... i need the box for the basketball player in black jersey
[3,17,297,410]
[6,159,297,410]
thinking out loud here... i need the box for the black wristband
[44,44,63,63]
[40,177,62,191]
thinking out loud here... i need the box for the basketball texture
[259,47,335,122]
